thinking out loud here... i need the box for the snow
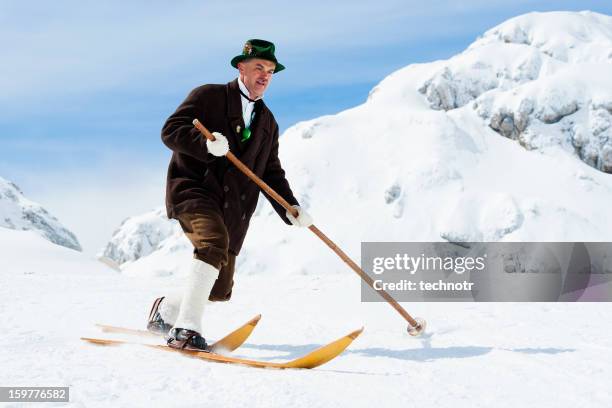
[3,10,612,407]
[1,227,612,407]
[417,11,612,172]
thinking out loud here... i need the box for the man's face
[238,58,276,99]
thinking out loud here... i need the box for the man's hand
[286,205,313,227]
[206,132,229,156]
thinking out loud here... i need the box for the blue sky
[1,1,611,254]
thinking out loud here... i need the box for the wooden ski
[81,327,363,369]
[95,314,262,353]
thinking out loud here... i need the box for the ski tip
[81,337,117,346]
[96,325,116,334]
[249,314,262,325]
[348,327,364,340]
[95,325,113,334]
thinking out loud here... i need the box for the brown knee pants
[176,212,235,302]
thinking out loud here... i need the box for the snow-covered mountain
[104,11,612,278]
[417,11,612,172]
[97,208,192,277]
[0,176,81,251]
[99,208,182,265]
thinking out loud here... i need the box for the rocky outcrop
[0,176,81,251]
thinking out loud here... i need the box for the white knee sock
[172,259,219,334]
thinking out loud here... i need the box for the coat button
[223,185,229,192]
[240,194,246,201]
[241,213,246,220]
[224,202,229,209]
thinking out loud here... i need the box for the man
[147,39,312,351]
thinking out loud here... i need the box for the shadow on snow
[237,342,574,362]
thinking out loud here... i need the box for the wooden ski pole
[193,119,426,336]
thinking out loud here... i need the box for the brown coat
[161,79,298,254]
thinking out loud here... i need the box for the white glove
[206,132,229,156]
[286,205,313,227]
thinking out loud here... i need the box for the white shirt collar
[238,77,262,102]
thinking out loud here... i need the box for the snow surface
[3,10,612,408]
[1,228,612,407]
[0,176,81,251]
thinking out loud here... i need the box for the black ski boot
[146,297,173,335]
[166,328,209,351]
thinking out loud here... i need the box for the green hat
[231,39,285,73]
